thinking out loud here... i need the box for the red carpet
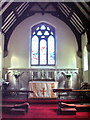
[1,99,90,120]
[1,105,90,120]
[2,98,90,104]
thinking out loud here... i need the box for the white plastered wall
[4,13,78,69]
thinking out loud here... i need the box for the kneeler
[10,108,26,115]
[1,102,29,114]
[58,102,77,115]
[60,102,90,112]
[60,102,76,108]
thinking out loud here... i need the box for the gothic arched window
[31,22,56,66]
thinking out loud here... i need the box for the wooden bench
[53,89,90,113]
[2,90,33,100]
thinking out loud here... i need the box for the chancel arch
[6,14,77,69]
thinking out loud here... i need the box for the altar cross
[40,87,47,96]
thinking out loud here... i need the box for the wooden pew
[2,90,33,100]
[53,88,90,92]
[53,89,90,113]
[53,89,90,99]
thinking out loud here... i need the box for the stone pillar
[87,44,90,84]
[0,32,4,119]
[88,52,90,84]
[0,32,4,81]
[81,32,90,84]
[86,27,90,84]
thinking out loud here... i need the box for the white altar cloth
[28,81,58,98]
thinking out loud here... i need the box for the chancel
[0,1,90,119]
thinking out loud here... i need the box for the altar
[28,81,58,98]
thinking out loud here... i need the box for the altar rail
[2,68,82,91]
[3,68,80,80]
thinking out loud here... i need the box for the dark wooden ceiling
[0,1,90,57]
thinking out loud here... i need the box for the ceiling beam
[74,2,90,21]
[52,2,82,54]
[65,2,89,28]
[2,2,22,23]
[0,0,15,16]
[2,2,89,58]
[81,2,90,14]
[3,2,35,57]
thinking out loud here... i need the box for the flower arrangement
[13,71,21,79]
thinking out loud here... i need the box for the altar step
[29,97,57,100]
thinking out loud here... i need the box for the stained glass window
[31,22,56,66]
[48,35,55,64]
[40,40,46,65]
[31,35,38,65]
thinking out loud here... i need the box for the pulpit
[28,81,58,98]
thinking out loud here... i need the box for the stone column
[87,44,90,84]
[0,32,4,81]
[0,32,4,120]
[81,32,89,83]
